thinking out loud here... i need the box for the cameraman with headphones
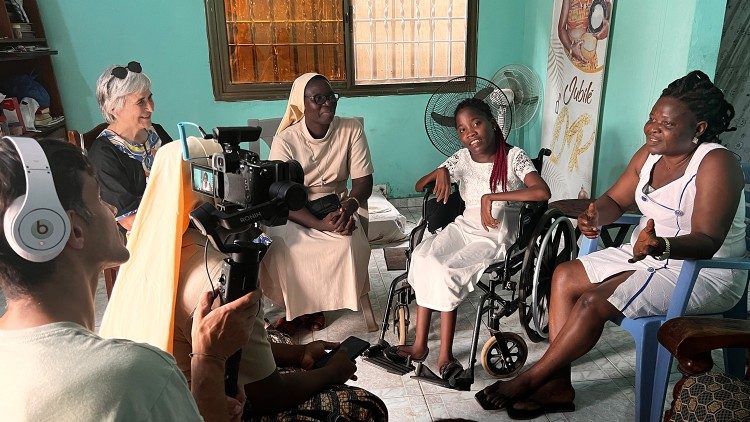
[0,137,257,421]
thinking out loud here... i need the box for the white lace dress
[408,147,538,311]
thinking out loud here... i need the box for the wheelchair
[363,149,577,390]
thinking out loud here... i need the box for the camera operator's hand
[226,390,246,422]
[321,349,358,384]
[191,288,262,358]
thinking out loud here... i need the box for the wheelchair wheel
[518,208,575,342]
[480,332,528,378]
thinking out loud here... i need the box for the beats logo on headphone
[2,137,71,262]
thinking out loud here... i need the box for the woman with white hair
[87,61,172,231]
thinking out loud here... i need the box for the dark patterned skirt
[246,384,388,422]
[245,329,388,421]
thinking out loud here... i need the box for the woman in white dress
[385,98,551,378]
[260,73,374,334]
[479,71,745,419]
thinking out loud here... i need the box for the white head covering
[99,137,222,352]
[275,72,324,135]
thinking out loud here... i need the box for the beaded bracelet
[188,352,226,362]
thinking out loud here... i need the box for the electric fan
[490,64,542,131]
[424,75,512,157]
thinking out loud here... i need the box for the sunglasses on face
[111,61,142,79]
[307,92,340,106]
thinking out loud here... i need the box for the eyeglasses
[307,92,340,105]
[111,61,142,79]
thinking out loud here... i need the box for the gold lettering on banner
[549,105,595,172]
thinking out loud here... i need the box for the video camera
[178,122,306,397]
[182,124,306,226]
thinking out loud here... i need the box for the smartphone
[313,336,370,369]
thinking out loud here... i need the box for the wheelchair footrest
[362,341,415,376]
[410,362,472,391]
[362,354,415,376]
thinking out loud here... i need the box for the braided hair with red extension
[454,98,509,192]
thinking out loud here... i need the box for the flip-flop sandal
[438,360,463,381]
[506,400,575,420]
[474,388,514,411]
[271,317,301,336]
[384,345,429,365]
[305,312,326,331]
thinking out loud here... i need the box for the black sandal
[438,359,463,380]
[475,388,515,411]
[506,399,575,419]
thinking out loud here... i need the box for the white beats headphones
[2,136,71,262]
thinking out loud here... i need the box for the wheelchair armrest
[421,181,436,194]
[409,220,428,251]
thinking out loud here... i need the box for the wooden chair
[657,317,750,421]
[67,124,118,298]
[66,123,108,151]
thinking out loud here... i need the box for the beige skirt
[259,215,371,320]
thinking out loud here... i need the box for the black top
[87,123,172,217]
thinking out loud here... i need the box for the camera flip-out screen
[192,163,216,196]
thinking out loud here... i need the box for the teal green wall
[37,0,726,198]
[591,0,726,194]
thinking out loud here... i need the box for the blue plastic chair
[577,163,750,422]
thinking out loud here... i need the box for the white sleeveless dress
[408,147,538,312]
[578,143,747,318]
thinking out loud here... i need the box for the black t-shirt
[87,124,172,217]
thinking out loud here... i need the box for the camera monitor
[191,164,216,196]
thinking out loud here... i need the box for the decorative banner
[541,0,614,201]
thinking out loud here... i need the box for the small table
[549,198,641,248]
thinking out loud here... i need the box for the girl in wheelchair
[384,98,551,380]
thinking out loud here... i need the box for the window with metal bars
[205,0,478,100]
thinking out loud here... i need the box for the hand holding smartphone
[312,336,370,369]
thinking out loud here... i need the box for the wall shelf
[0,0,65,138]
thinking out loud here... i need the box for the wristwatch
[654,237,671,261]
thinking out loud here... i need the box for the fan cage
[491,64,542,130]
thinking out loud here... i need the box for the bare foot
[483,376,534,407]
[398,344,428,360]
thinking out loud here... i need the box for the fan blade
[431,111,455,127]
[520,95,539,105]
[474,85,495,101]
[500,88,515,104]
[507,79,521,99]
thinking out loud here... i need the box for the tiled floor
[1,204,717,421]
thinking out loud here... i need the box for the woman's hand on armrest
[415,167,451,202]
[577,202,600,239]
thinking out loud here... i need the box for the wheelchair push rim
[518,208,576,342]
